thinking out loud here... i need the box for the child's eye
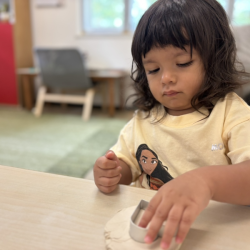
[151,160,157,164]
[142,159,146,163]
[147,68,159,74]
[177,61,193,67]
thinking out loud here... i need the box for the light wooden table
[0,165,250,250]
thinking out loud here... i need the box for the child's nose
[161,70,176,85]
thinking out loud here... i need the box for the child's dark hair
[131,0,249,116]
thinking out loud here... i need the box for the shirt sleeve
[110,116,141,182]
[227,119,250,164]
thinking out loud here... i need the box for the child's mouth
[163,91,179,97]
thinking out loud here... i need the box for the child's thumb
[105,150,118,162]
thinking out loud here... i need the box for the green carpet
[0,107,128,178]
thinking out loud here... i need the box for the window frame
[82,0,128,35]
[80,0,158,35]
[81,0,127,35]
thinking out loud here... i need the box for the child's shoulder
[219,92,250,113]
[215,92,250,129]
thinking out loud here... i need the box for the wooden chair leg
[82,88,95,121]
[101,82,108,111]
[33,86,46,117]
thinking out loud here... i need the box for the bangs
[132,0,195,61]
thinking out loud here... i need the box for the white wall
[30,0,135,107]
[31,0,133,70]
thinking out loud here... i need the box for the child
[94,0,250,249]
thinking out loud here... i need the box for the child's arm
[139,160,250,249]
[93,150,132,193]
[197,160,250,204]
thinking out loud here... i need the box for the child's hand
[139,171,213,249]
[94,150,122,193]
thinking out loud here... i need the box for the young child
[94,0,250,249]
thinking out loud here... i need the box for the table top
[89,69,129,79]
[17,67,129,79]
[0,165,250,250]
[17,67,40,75]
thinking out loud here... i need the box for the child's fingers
[142,200,173,244]
[98,175,121,187]
[96,156,118,170]
[138,195,160,228]
[105,150,118,162]
[98,175,121,193]
[99,183,118,193]
[160,205,183,249]
[98,166,122,178]
[174,206,198,245]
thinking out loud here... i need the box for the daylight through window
[82,0,250,35]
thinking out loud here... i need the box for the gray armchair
[33,48,95,120]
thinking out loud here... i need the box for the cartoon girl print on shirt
[136,144,173,190]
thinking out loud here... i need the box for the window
[82,0,157,34]
[217,0,250,25]
[81,0,250,35]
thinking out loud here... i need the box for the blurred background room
[0,0,250,180]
